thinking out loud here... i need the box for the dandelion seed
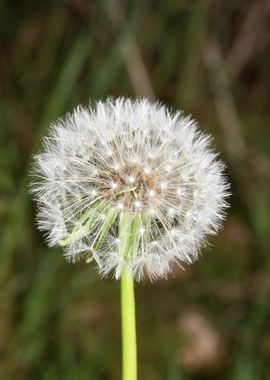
[30,97,230,281]
[110,182,118,190]
[134,200,142,209]
[90,188,98,197]
[100,213,106,221]
[148,207,157,217]
[168,208,177,217]
[160,181,168,190]
[165,164,172,173]
[113,163,121,171]
[117,202,124,210]
[127,175,136,184]
[148,189,156,198]
[139,227,146,236]
[143,167,151,175]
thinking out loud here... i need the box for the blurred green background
[1,0,270,379]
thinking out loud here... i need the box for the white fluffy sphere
[31,98,230,281]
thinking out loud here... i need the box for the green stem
[121,267,137,380]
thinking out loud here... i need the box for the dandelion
[31,98,229,280]
[30,98,230,380]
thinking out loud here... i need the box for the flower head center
[98,163,160,211]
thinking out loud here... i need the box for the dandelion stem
[121,267,137,380]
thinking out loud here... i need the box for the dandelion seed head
[30,98,230,281]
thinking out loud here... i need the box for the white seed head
[30,98,230,281]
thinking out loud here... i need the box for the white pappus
[30,98,230,281]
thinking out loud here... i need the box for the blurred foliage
[1,0,270,379]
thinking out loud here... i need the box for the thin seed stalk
[121,267,137,380]
[119,212,138,380]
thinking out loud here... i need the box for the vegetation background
[1,0,270,379]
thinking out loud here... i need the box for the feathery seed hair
[31,98,230,281]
